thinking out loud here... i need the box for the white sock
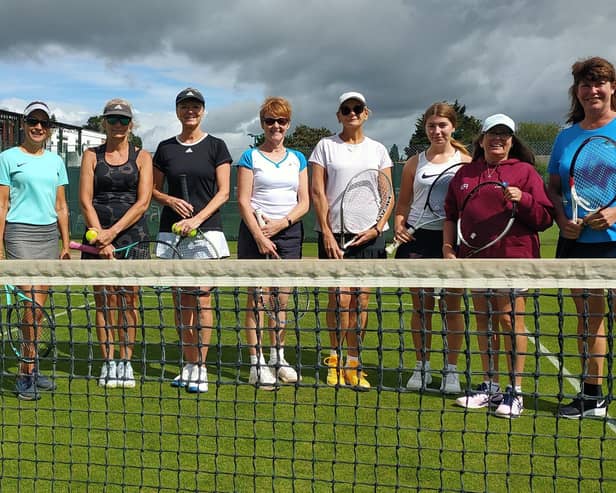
[446,364,457,372]
[514,385,522,394]
[346,355,358,365]
[249,354,259,366]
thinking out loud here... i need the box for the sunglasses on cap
[263,117,289,126]
[339,104,365,116]
[105,116,131,125]
[25,117,52,129]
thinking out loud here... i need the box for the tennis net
[0,258,614,492]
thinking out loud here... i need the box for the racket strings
[572,139,616,210]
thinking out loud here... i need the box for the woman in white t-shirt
[392,102,470,394]
[310,91,394,390]
[237,97,309,389]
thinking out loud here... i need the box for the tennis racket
[569,135,616,223]
[340,169,393,250]
[254,209,309,324]
[457,181,516,257]
[173,173,221,259]
[3,284,54,362]
[69,240,182,259]
[386,162,462,255]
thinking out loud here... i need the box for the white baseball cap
[338,91,367,106]
[482,113,515,133]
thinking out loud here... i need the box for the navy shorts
[317,232,386,259]
[237,220,303,259]
[394,228,443,259]
[555,237,616,259]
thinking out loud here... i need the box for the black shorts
[555,237,616,259]
[317,232,386,259]
[394,228,443,259]
[237,220,303,259]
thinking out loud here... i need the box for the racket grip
[69,241,99,255]
[254,209,266,227]
[385,239,400,255]
[179,173,190,203]
[342,236,358,250]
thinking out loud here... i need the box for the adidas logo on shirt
[185,148,193,153]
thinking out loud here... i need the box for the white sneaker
[117,361,136,388]
[406,363,432,390]
[494,387,523,418]
[171,363,194,388]
[270,357,300,383]
[440,370,461,394]
[187,365,208,393]
[248,364,277,390]
[99,361,118,388]
[455,383,503,409]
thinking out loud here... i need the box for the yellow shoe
[344,360,370,390]
[324,356,345,386]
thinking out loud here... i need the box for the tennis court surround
[0,258,614,492]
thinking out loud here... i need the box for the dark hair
[423,102,470,156]
[472,134,536,166]
[567,56,616,124]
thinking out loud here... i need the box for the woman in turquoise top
[0,101,70,401]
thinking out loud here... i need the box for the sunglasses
[486,129,513,138]
[105,116,131,126]
[25,117,52,129]
[263,117,289,126]
[339,104,365,116]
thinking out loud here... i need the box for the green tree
[389,144,401,163]
[404,100,481,158]
[516,121,561,145]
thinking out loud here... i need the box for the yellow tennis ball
[189,229,197,238]
[172,223,180,235]
[85,229,98,243]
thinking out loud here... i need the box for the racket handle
[254,209,266,227]
[179,173,190,203]
[69,241,99,255]
[342,235,358,250]
[385,239,400,255]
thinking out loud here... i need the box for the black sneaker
[15,375,41,401]
[558,395,608,419]
[34,372,57,391]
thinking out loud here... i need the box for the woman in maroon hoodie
[442,114,554,418]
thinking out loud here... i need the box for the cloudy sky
[1,0,615,158]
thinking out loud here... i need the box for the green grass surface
[1,225,614,492]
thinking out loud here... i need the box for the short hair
[567,56,616,124]
[259,97,292,122]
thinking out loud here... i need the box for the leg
[323,287,352,386]
[406,288,435,390]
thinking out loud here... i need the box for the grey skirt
[5,222,59,260]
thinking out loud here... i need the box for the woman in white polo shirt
[237,96,309,389]
[310,91,394,390]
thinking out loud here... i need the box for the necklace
[485,163,499,179]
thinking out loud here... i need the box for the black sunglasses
[263,117,289,126]
[106,116,131,125]
[25,117,52,129]
[339,104,365,116]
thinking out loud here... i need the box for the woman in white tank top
[391,103,471,394]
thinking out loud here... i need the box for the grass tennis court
[0,227,615,492]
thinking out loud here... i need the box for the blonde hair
[423,102,470,156]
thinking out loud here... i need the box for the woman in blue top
[547,56,616,419]
[0,101,70,401]
[237,97,309,389]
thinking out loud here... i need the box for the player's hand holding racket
[387,162,462,255]
[339,169,393,251]
[457,180,517,257]
[569,135,616,231]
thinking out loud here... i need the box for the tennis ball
[188,229,197,238]
[172,223,180,235]
[85,229,98,243]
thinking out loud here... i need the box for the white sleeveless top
[406,150,462,231]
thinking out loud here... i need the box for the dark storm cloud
[3,0,616,151]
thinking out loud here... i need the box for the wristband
[373,225,382,237]
[286,216,292,227]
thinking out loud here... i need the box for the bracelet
[286,216,292,227]
[443,243,454,249]
[372,225,382,236]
